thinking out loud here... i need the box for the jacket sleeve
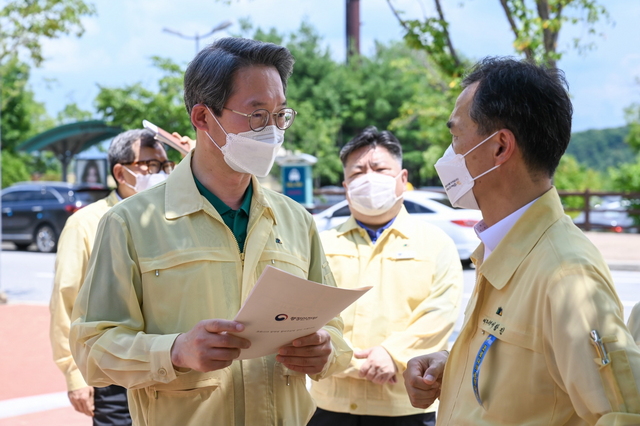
[306,219,353,381]
[49,217,90,391]
[379,235,463,371]
[70,211,180,389]
[545,267,640,424]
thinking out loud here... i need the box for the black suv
[1,182,110,253]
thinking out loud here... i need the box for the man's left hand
[276,329,332,375]
[355,346,397,384]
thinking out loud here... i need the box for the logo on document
[275,314,288,321]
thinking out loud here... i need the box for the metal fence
[558,190,640,232]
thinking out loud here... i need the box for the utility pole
[346,0,361,62]
[163,20,232,54]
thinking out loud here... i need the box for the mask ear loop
[121,166,139,192]
[204,106,228,152]
[462,130,500,157]
[461,130,501,181]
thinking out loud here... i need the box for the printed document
[232,266,371,359]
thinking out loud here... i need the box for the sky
[27,0,640,133]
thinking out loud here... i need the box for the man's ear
[400,169,409,185]
[191,104,211,132]
[494,129,517,166]
[113,164,126,185]
[342,180,350,201]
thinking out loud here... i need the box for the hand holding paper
[276,329,333,375]
[232,266,371,360]
[170,319,250,373]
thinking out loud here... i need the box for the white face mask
[204,106,284,177]
[123,167,168,193]
[347,172,403,217]
[434,131,500,210]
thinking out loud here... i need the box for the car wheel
[35,224,58,253]
[14,243,31,251]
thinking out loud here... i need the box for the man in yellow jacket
[50,128,177,425]
[404,57,640,425]
[70,37,351,426]
[309,127,463,426]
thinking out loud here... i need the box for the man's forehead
[231,65,286,106]
[346,146,394,168]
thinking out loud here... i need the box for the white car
[313,190,483,263]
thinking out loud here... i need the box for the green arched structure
[16,121,123,182]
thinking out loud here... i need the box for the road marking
[0,392,69,419]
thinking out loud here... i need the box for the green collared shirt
[193,174,253,252]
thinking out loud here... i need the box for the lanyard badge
[472,334,497,406]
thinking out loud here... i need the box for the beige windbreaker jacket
[49,190,119,391]
[310,208,463,416]
[70,153,352,426]
[437,188,640,425]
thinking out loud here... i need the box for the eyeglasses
[122,160,175,174]
[223,107,297,132]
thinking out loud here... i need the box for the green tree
[94,56,194,163]
[385,0,609,181]
[554,154,606,213]
[249,22,453,185]
[1,0,96,186]
[624,99,640,154]
[608,92,640,223]
[1,58,56,187]
[87,22,460,187]
[386,0,608,71]
[0,0,96,66]
[567,126,632,172]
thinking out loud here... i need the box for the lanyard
[472,334,497,406]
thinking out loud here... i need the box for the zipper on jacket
[153,389,158,399]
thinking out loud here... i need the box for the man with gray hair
[50,128,174,425]
[70,37,351,425]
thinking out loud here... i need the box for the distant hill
[567,126,633,172]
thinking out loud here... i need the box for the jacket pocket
[147,384,232,426]
[138,249,242,334]
[259,250,309,278]
[272,362,315,426]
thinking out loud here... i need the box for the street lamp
[163,20,233,54]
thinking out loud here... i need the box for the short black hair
[184,37,295,120]
[462,57,573,177]
[340,126,403,167]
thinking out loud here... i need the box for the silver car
[313,190,483,263]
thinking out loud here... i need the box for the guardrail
[557,190,640,232]
[314,187,640,232]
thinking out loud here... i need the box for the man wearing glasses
[70,38,351,426]
[50,128,182,426]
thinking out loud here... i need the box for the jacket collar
[336,205,412,240]
[106,190,120,208]
[164,151,275,223]
[474,187,564,290]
